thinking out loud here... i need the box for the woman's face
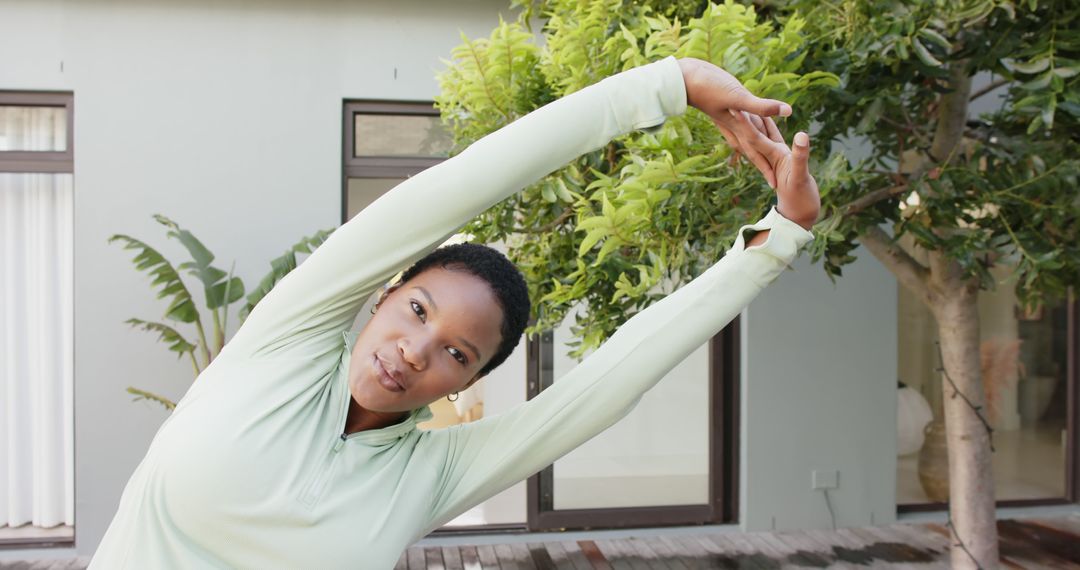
[348,267,504,414]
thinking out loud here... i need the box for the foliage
[437,0,839,355]
[437,0,1079,357]
[111,218,333,409]
[792,0,1080,311]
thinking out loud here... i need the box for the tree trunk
[932,284,1000,569]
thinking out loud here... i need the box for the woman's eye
[447,347,467,365]
[410,300,426,322]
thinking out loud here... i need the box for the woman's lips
[373,355,405,392]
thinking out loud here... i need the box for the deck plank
[442,546,465,570]
[845,525,944,569]
[560,540,596,570]
[527,542,557,570]
[997,518,1080,568]
[425,547,447,570]
[771,530,846,569]
[494,543,524,570]
[655,535,710,569]
[597,538,638,570]
[625,536,675,570]
[639,536,690,570]
[476,544,501,570]
[1028,516,1080,538]
[406,546,428,570]
[579,540,614,570]
[460,545,483,570]
[508,542,539,570]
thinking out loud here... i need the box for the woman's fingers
[727,86,793,118]
[726,110,777,188]
[791,131,811,186]
[764,116,784,144]
[713,121,742,154]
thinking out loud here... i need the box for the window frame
[0,90,75,549]
[0,91,74,173]
[342,100,447,224]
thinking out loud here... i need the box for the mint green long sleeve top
[89,57,813,569]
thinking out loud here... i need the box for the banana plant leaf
[108,234,201,323]
[154,214,245,309]
[124,318,197,356]
[241,228,334,321]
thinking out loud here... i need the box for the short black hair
[398,243,530,376]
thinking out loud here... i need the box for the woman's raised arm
[225,56,788,361]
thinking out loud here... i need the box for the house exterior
[0,0,1072,561]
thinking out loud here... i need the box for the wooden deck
[397,517,1080,569]
[1,516,1077,569]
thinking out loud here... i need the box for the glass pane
[896,263,1070,505]
[345,178,402,220]
[0,106,67,151]
[549,310,710,510]
[353,113,451,158]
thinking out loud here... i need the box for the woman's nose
[398,336,430,371]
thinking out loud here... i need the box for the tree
[436,0,1079,567]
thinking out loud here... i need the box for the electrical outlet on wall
[812,470,839,490]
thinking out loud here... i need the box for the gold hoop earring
[447,392,459,402]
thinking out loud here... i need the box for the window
[0,92,75,545]
[342,101,741,531]
[342,101,453,222]
[895,232,1077,508]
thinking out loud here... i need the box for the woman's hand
[727,110,821,230]
[677,57,793,189]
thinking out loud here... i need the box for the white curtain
[0,172,75,528]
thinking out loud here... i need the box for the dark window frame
[342,100,446,224]
[0,91,74,173]
[525,321,741,530]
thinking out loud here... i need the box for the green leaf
[154,215,243,310]
[126,387,176,411]
[1007,58,1051,74]
[912,38,942,67]
[108,234,200,323]
[917,28,951,50]
[578,227,607,257]
[242,229,333,321]
[124,318,196,356]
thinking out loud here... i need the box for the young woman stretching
[90,56,820,568]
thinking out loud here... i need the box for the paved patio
[1,515,1077,569]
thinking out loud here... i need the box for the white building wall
[740,249,898,531]
[0,0,900,556]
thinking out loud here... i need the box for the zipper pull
[332,434,346,453]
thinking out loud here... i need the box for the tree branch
[929,60,973,164]
[969,78,1008,103]
[515,207,574,234]
[840,184,909,218]
[858,225,933,306]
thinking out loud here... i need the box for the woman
[90,56,819,568]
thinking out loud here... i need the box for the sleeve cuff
[601,56,688,134]
[727,207,815,263]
